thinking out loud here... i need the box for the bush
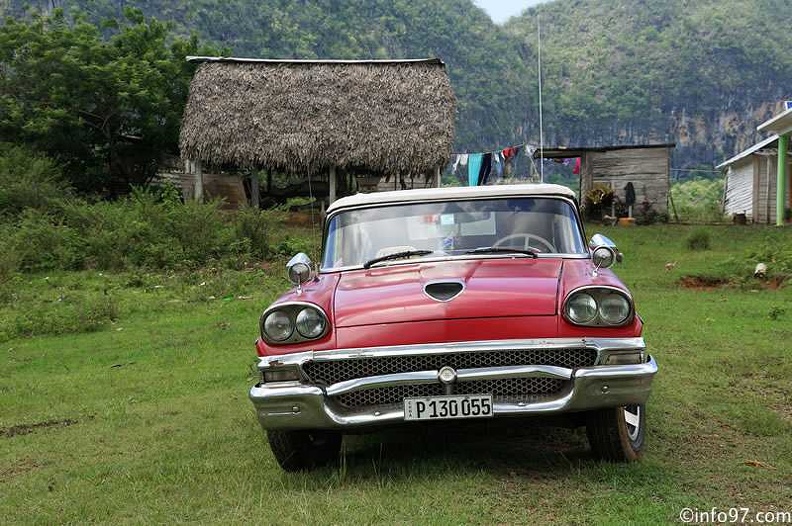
[670,179,726,223]
[685,228,711,251]
[11,210,84,271]
[0,144,71,217]
[235,206,283,259]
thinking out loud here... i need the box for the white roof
[758,107,792,136]
[716,135,779,169]
[327,183,577,214]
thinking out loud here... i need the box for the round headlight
[295,307,326,338]
[566,293,597,323]
[263,311,293,341]
[599,294,631,325]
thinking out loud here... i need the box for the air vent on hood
[424,281,464,302]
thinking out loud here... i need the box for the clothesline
[448,143,537,186]
[451,142,532,156]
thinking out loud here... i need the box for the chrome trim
[250,338,654,430]
[423,279,465,302]
[323,364,573,397]
[320,252,590,273]
[256,337,645,368]
[260,301,330,345]
[562,286,635,327]
[249,355,658,430]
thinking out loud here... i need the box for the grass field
[2,224,791,524]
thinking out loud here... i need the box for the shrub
[0,144,71,217]
[11,210,84,271]
[670,179,726,223]
[686,228,711,251]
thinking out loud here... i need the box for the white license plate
[403,394,493,421]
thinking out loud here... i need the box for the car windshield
[322,197,586,270]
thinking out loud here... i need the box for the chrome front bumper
[249,338,657,431]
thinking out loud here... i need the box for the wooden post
[435,166,441,188]
[329,166,337,205]
[194,159,203,202]
[250,172,260,209]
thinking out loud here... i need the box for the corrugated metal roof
[716,135,779,169]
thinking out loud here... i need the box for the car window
[322,197,585,269]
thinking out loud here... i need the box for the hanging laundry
[467,153,483,186]
[452,153,468,174]
[492,152,504,178]
[478,152,493,186]
[572,157,581,175]
[503,145,522,176]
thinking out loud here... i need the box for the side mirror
[588,234,623,269]
[286,253,313,288]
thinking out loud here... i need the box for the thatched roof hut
[179,57,456,203]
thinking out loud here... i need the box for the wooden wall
[723,160,754,218]
[582,147,671,213]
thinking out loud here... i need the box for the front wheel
[267,430,342,471]
[586,404,645,462]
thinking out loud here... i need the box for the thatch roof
[179,57,456,176]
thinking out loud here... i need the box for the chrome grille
[303,348,596,385]
[331,378,568,409]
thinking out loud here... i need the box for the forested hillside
[4,0,791,174]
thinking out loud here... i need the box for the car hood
[334,258,562,328]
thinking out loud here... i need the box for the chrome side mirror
[588,234,623,270]
[286,253,313,289]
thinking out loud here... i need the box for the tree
[0,7,214,194]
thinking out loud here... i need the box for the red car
[250,184,657,471]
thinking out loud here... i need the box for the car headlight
[563,287,633,327]
[296,307,326,338]
[262,310,294,341]
[598,294,631,325]
[565,292,597,323]
[259,303,330,344]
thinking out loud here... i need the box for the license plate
[403,394,493,421]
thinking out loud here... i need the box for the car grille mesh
[304,348,590,410]
[331,378,567,409]
[303,348,596,386]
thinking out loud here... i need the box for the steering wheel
[493,233,557,253]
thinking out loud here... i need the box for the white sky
[473,0,549,24]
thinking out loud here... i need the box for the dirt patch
[1,418,77,438]
[0,459,40,480]
[679,275,731,289]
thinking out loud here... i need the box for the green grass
[2,224,791,524]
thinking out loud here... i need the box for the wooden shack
[178,57,456,206]
[535,144,675,216]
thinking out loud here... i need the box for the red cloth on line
[572,157,581,175]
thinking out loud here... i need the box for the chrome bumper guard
[249,338,657,431]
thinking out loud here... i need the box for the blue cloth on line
[467,153,483,186]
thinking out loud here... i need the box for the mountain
[4,0,791,173]
[506,0,792,171]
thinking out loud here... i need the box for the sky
[473,0,549,24]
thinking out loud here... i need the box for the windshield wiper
[363,250,434,269]
[464,246,538,258]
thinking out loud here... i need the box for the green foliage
[4,0,792,181]
[0,143,71,216]
[1,195,286,272]
[670,179,726,223]
[685,228,711,251]
[0,8,217,194]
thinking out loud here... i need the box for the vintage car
[249,184,657,471]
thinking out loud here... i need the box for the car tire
[267,430,342,471]
[586,404,645,462]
